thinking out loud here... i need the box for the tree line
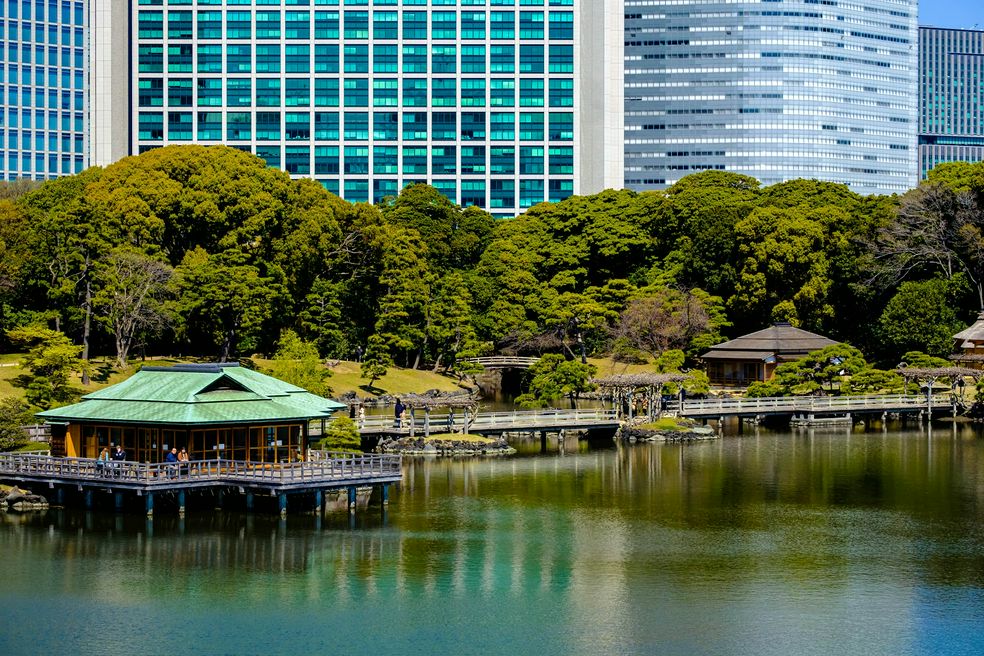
[1,145,982,410]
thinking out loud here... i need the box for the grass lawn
[421,433,496,443]
[320,360,470,398]
[588,357,660,377]
[635,417,694,432]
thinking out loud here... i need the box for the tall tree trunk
[81,279,91,385]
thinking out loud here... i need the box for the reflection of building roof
[700,323,839,362]
[953,312,984,344]
[37,363,344,425]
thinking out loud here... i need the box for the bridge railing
[459,356,541,369]
[0,452,402,486]
[670,394,953,416]
[358,408,619,432]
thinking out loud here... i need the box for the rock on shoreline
[618,425,718,443]
[376,436,516,456]
[0,487,49,512]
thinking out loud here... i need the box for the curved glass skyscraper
[624,0,919,195]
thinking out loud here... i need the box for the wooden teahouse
[38,363,346,464]
[951,312,984,368]
[699,322,840,386]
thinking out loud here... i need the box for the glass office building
[624,0,919,195]
[0,0,87,181]
[919,27,984,180]
[124,0,623,216]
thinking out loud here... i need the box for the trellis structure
[894,366,983,408]
[399,394,481,437]
[592,374,690,420]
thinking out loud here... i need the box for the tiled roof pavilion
[700,323,839,364]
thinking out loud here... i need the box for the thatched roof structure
[700,323,838,363]
[592,373,688,388]
[953,312,984,345]
[894,366,982,384]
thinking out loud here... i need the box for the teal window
[344,145,369,174]
[315,44,339,73]
[432,45,456,73]
[256,12,281,39]
[461,79,486,107]
[490,146,515,174]
[373,112,398,140]
[549,112,573,141]
[490,45,514,72]
[402,113,427,140]
[519,44,543,73]
[549,146,573,174]
[138,11,163,39]
[314,11,339,38]
[139,45,163,73]
[286,78,310,106]
[343,11,368,39]
[402,45,426,73]
[432,11,456,39]
[462,113,486,140]
[548,11,572,39]
[402,78,427,107]
[461,45,485,73]
[549,179,572,202]
[344,111,369,140]
[227,79,252,106]
[315,78,339,106]
[168,44,192,73]
[432,112,456,140]
[198,4,222,29]
[344,45,368,73]
[197,111,222,140]
[373,145,398,174]
[432,145,456,175]
[256,44,281,73]
[431,79,456,107]
[227,45,251,73]
[226,11,251,39]
[373,79,398,107]
[402,146,427,174]
[286,112,310,140]
[433,180,457,203]
[374,44,398,73]
[462,145,485,173]
[373,11,397,39]
[402,12,426,39]
[519,11,542,39]
[373,179,398,204]
[285,45,310,73]
[490,179,514,209]
[490,112,514,140]
[491,79,515,107]
[461,179,486,208]
[519,113,544,140]
[519,178,544,208]
[167,111,192,140]
[519,146,543,174]
[314,112,339,140]
[549,78,573,107]
[197,78,222,106]
[343,179,368,203]
[256,78,282,106]
[285,146,310,175]
[549,45,573,73]
[257,145,281,169]
[257,112,282,140]
[168,78,193,106]
[519,79,543,106]
[344,79,368,107]
[315,145,339,175]
[197,45,221,73]
[490,11,514,39]
[138,111,163,140]
[138,78,163,107]
[167,11,192,39]
[461,11,485,39]
[286,11,310,39]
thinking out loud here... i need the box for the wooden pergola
[400,394,481,436]
[592,374,689,420]
[894,366,983,406]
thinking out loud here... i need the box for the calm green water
[2,426,983,656]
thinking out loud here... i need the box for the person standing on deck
[111,444,127,478]
[165,447,179,478]
[394,399,405,428]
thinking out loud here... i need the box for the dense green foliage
[1,145,980,398]
[318,415,361,452]
[0,397,34,450]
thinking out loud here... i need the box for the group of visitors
[164,447,190,478]
[94,445,189,478]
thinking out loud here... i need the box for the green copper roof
[37,364,345,426]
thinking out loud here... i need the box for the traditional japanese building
[37,363,345,463]
[699,323,840,387]
[951,312,984,368]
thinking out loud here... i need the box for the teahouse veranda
[37,363,345,464]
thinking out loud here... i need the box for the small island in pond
[376,433,516,456]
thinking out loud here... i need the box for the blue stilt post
[177,490,186,514]
[55,487,64,505]
[348,486,357,513]
[278,493,288,517]
[114,492,124,512]
[245,492,254,512]
[381,484,389,507]
[314,489,323,514]
[145,492,154,517]
[84,489,93,510]
[216,488,224,510]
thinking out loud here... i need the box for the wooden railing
[358,408,619,432]
[0,452,401,487]
[670,394,953,417]
[459,356,541,369]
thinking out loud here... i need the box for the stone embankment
[376,436,516,456]
[0,486,49,511]
[618,424,718,443]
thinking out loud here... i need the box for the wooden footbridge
[0,451,402,516]
[667,394,956,422]
[355,408,620,437]
[460,356,541,369]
